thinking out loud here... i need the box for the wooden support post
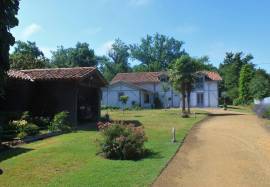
[172,127,176,143]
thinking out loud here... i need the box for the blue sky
[11,0,270,72]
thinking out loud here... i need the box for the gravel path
[153,109,270,187]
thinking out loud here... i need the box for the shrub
[97,122,147,160]
[253,104,270,119]
[21,111,31,121]
[233,98,244,106]
[10,119,39,139]
[49,111,73,132]
[25,123,39,136]
[131,103,142,110]
[32,116,50,129]
[101,106,120,110]
[263,107,270,119]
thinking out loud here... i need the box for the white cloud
[82,27,102,35]
[96,40,114,56]
[21,23,42,40]
[176,25,199,34]
[128,0,151,6]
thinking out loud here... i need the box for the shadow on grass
[142,149,163,160]
[208,113,245,117]
[0,147,33,162]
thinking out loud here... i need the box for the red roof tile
[111,72,163,84]
[111,71,222,84]
[199,71,222,81]
[8,67,107,84]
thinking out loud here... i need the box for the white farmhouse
[101,71,222,108]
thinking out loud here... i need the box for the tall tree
[0,0,19,95]
[108,38,130,72]
[238,64,254,104]
[10,41,49,70]
[130,33,185,71]
[99,39,131,81]
[219,52,254,102]
[249,69,270,100]
[169,55,193,116]
[51,42,97,68]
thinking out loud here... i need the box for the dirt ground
[153,109,270,187]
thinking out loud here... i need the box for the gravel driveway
[153,109,270,187]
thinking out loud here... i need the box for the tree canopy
[219,52,255,102]
[0,0,19,95]
[51,42,96,68]
[10,41,48,70]
[130,33,185,71]
[238,64,254,104]
[99,39,132,81]
[249,69,270,100]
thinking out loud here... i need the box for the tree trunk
[187,91,191,114]
[181,91,186,113]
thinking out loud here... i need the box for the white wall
[101,83,140,108]
[101,79,219,108]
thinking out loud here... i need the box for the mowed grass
[0,109,207,187]
[223,105,253,114]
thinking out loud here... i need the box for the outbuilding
[0,67,107,125]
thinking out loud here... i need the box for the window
[118,92,124,101]
[195,77,204,90]
[144,93,150,104]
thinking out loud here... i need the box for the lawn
[223,105,253,114]
[0,109,207,187]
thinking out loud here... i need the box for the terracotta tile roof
[199,71,222,81]
[111,71,222,84]
[8,67,107,84]
[111,72,163,84]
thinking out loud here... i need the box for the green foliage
[219,52,254,102]
[0,109,207,186]
[10,41,49,70]
[101,105,120,110]
[99,39,132,81]
[51,42,96,68]
[233,98,245,106]
[24,123,39,136]
[120,95,129,104]
[168,55,198,114]
[130,33,185,71]
[262,106,270,119]
[31,116,50,129]
[97,123,147,160]
[49,111,73,132]
[10,119,39,139]
[238,64,254,104]
[249,69,270,100]
[0,0,20,96]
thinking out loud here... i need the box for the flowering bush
[11,119,39,139]
[49,111,73,132]
[97,122,147,160]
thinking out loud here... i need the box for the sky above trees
[10,0,270,72]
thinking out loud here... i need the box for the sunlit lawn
[222,105,253,114]
[0,109,207,187]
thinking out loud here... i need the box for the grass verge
[0,109,207,187]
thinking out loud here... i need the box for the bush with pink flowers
[97,122,147,160]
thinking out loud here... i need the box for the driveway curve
[153,109,270,187]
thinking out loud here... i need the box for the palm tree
[169,55,200,116]
[169,55,191,115]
